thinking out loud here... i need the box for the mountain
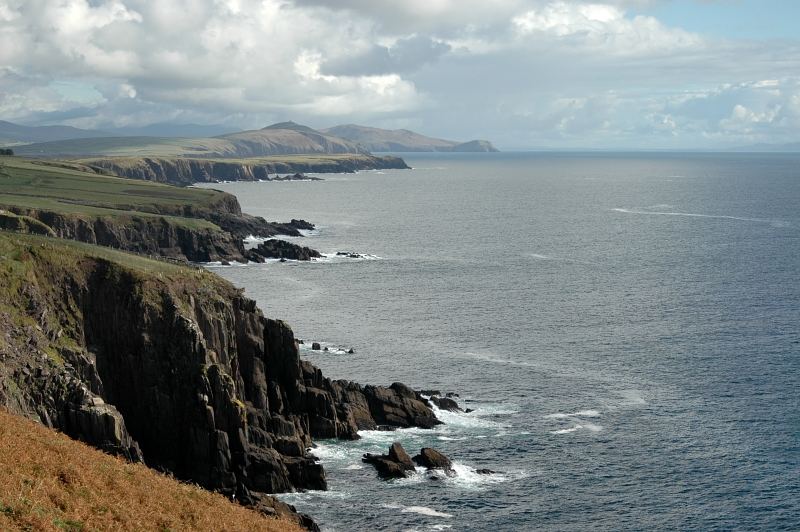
[323,124,499,152]
[14,121,367,158]
[0,120,106,145]
[108,122,240,138]
[217,121,366,156]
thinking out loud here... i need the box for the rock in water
[290,219,315,231]
[388,442,416,470]
[362,442,417,478]
[248,239,321,261]
[427,395,462,412]
[413,447,454,473]
[311,342,321,350]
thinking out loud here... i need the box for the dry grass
[0,409,302,532]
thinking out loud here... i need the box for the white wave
[243,234,267,245]
[427,402,510,430]
[545,409,601,419]
[612,207,784,225]
[319,252,382,261]
[297,341,352,355]
[400,506,453,518]
[461,351,539,369]
[441,462,527,490]
[528,253,552,260]
[550,425,582,434]
[619,389,647,405]
[309,442,353,462]
[343,464,364,470]
[199,260,249,268]
[549,422,603,435]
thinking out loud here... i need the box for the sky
[0,0,798,149]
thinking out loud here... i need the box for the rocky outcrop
[0,210,56,236]
[0,207,317,264]
[81,155,410,187]
[413,448,454,473]
[274,173,322,181]
[3,206,246,262]
[362,442,417,478]
[426,393,462,412]
[0,235,440,527]
[248,239,321,261]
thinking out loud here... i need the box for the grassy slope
[13,136,233,158]
[0,157,223,230]
[0,231,227,359]
[12,128,362,159]
[0,409,301,532]
[77,153,394,167]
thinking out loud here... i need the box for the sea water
[201,152,800,531]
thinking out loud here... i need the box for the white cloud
[0,0,798,147]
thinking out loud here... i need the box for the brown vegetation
[0,409,301,532]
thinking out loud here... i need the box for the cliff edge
[0,232,439,528]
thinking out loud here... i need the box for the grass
[0,230,225,277]
[14,136,235,158]
[0,157,225,230]
[77,153,389,167]
[0,408,302,532]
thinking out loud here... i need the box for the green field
[0,157,224,229]
[77,153,389,167]
[13,136,235,158]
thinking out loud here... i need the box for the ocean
[201,152,800,531]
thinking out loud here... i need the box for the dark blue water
[203,153,800,531]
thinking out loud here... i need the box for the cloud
[0,0,798,147]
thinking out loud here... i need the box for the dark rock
[388,442,416,470]
[413,448,453,473]
[311,342,321,351]
[273,173,323,181]
[465,408,474,413]
[361,454,409,478]
[323,347,328,352]
[427,395,462,412]
[347,348,355,354]
[362,442,416,478]
[290,219,315,231]
[418,389,441,397]
[475,468,496,475]
[250,239,321,261]
[335,251,365,259]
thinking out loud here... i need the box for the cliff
[79,155,410,186]
[0,157,317,263]
[0,232,439,528]
[322,124,499,152]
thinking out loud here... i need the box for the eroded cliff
[0,233,438,529]
[80,155,410,187]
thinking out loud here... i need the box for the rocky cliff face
[0,235,438,528]
[82,156,410,187]
[4,206,247,262]
[1,205,317,264]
